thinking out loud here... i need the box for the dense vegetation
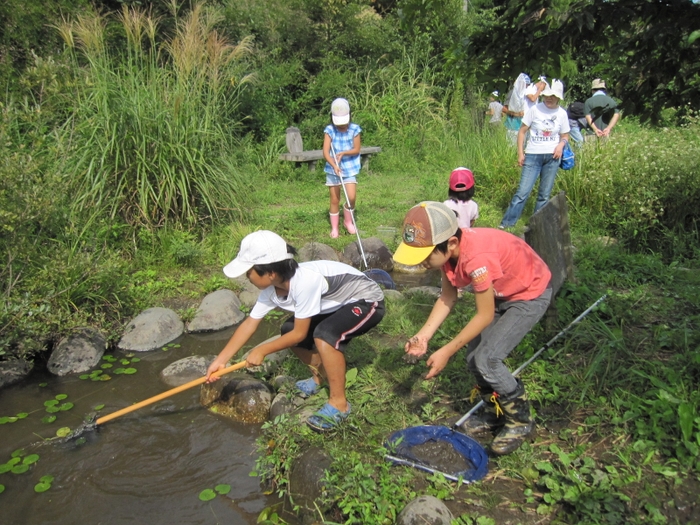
[1,1,700,523]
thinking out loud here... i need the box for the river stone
[393,261,427,274]
[342,237,394,271]
[288,447,333,513]
[117,307,184,352]
[404,286,441,298]
[383,289,404,301]
[200,374,271,423]
[186,289,244,333]
[396,495,454,525]
[161,355,217,387]
[232,276,260,308]
[47,328,106,376]
[0,359,33,389]
[241,335,288,376]
[270,391,305,418]
[298,242,339,262]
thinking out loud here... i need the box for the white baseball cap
[331,98,350,126]
[542,79,565,100]
[223,230,293,278]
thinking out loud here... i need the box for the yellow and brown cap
[393,201,459,266]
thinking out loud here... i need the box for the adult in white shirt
[524,75,547,110]
[499,80,570,229]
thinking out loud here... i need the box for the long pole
[330,143,368,269]
[453,294,607,428]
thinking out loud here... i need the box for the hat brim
[332,114,350,125]
[393,243,435,267]
[223,258,253,278]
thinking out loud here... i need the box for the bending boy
[206,230,385,431]
[393,202,552,455]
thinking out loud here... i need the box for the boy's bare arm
[245,317,312,365]
[206,316,261,381]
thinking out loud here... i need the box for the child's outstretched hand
[425,348,450,379]
[405,335,429,357]
[205,358,226,383]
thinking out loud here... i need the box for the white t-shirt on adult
[249,260,384,320]
[523,103,570,155]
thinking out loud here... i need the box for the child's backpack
[566,101,585,120]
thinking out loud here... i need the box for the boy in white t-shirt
[206,230,385,430]
[500,79,570,229]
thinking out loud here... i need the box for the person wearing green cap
[393,201,552,455]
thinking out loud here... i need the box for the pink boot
[343,206,357,234]
[330,212,339,238]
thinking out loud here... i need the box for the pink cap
[449,167,474,191]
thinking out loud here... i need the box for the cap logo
[403,225,416,244]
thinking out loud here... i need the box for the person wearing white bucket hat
[499,79,570,229]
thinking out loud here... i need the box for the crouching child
[206,230,385,431]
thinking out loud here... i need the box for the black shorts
[280,300,385,353]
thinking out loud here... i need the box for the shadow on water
[0,321,297,525]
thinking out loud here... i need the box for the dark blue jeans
[500,153,560,228]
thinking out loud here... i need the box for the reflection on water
[0,321,292,525]
[1,270,438,525]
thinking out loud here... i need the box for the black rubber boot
[490,381,535,456]
[459,386,505,436]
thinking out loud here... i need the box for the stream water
[0,269,440,525]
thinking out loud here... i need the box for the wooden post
[285,127,303,154]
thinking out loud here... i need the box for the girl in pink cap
[443,167,479,229]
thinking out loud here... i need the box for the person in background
[206,230,385,431]
[525,75,547,111]
[566,100,587,145]
[323,98,362,238]
[584,79,621,138]
[487,91,504,126]
[503,73,530,144]
[499,79,570,229]
[444,167,479,229]
[393,201,552,455]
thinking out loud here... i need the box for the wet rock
[383,289,404,301]
[0,359,33,389]
[393,261,427,274]
[161,355,217,387]
[241,335,288,376]
[288,447,333,513]
[47,328,107,376]
[232,276,260,308]
[298,242,339,262]
[270,391,305,418]
[271,375,296,391]
[396,495,454,525]
[404,286,441,298]
[186,289,244,333]
[200,374,271,423]
[342,237,394,271]
[118,307,184,352]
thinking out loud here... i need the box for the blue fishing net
[385,425,489,483]
[363,269,396,290]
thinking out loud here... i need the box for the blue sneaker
[307,402,351,431]
[295,377,321,398]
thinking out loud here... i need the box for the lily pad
[121,359,130,365]
[10,449,24,458]
[59,403,74,411]
[34,481,51,493]
[94,404,105,411]
[6,417,18,423]
[23,454,40,465]
[56,427,71,438]
[0,417,9,424]
[42,415,57,424]
[40,475,54,483]
[39,382,48,387]
[100,374,111,381]
[44,400,59,407]
[101,363,113,369]
[16,412,29,419]
[11,464,29,474]
[79,374,90,380]
[131,358,141,363]
[199,489,216,501]
[0,464,12,474]
[55,394,68,401]
[215,484,231,495]
[45,406,60,414]
[0,484,4,493]
[123,368,137,375]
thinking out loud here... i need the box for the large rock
[118,307,184,352]
[269,391,305,419]
[288,447,333,513]
[186,289,244,333]
[200,375,271,423]
[0,359,33,389]
[232,276,260,308]
[298,242,339,262]
[404,286,441,298]
[342,237,394,271]
[396,495,454,525]
[161,355,217,387]
[47,328,106,376]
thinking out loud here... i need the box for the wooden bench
[279,127,381,171]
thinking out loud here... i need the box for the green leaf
[0,484,4,494]
[40,475,55,483]
[215,484,231,495]
[45,406,60,413]
[44,400,59,407]
[114,368,126,374]
[689,30,700,45]
[345,367,358,387]
[7,458,21,466]
[678,403,694,443]
[34,482,51,493]
[101,363,113,369]
[59,403,74,411]
[16,413,29,419]
[94,404,105,411]
[11,449,25,458]
[121,359,130,365]
[56,427,71,437]
[55,394,68,401]
[11,464,30,474]
[124,368,137,375]
[199,489,217,501]
[23,454,40,465]
[0,417,9,425]
[131,358,141,363]
[79,374,90,380]
[39,382,48,387]
[0,464,12,474]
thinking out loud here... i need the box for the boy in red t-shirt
[393,201,552,455]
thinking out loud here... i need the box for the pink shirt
[442,228,551,302]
